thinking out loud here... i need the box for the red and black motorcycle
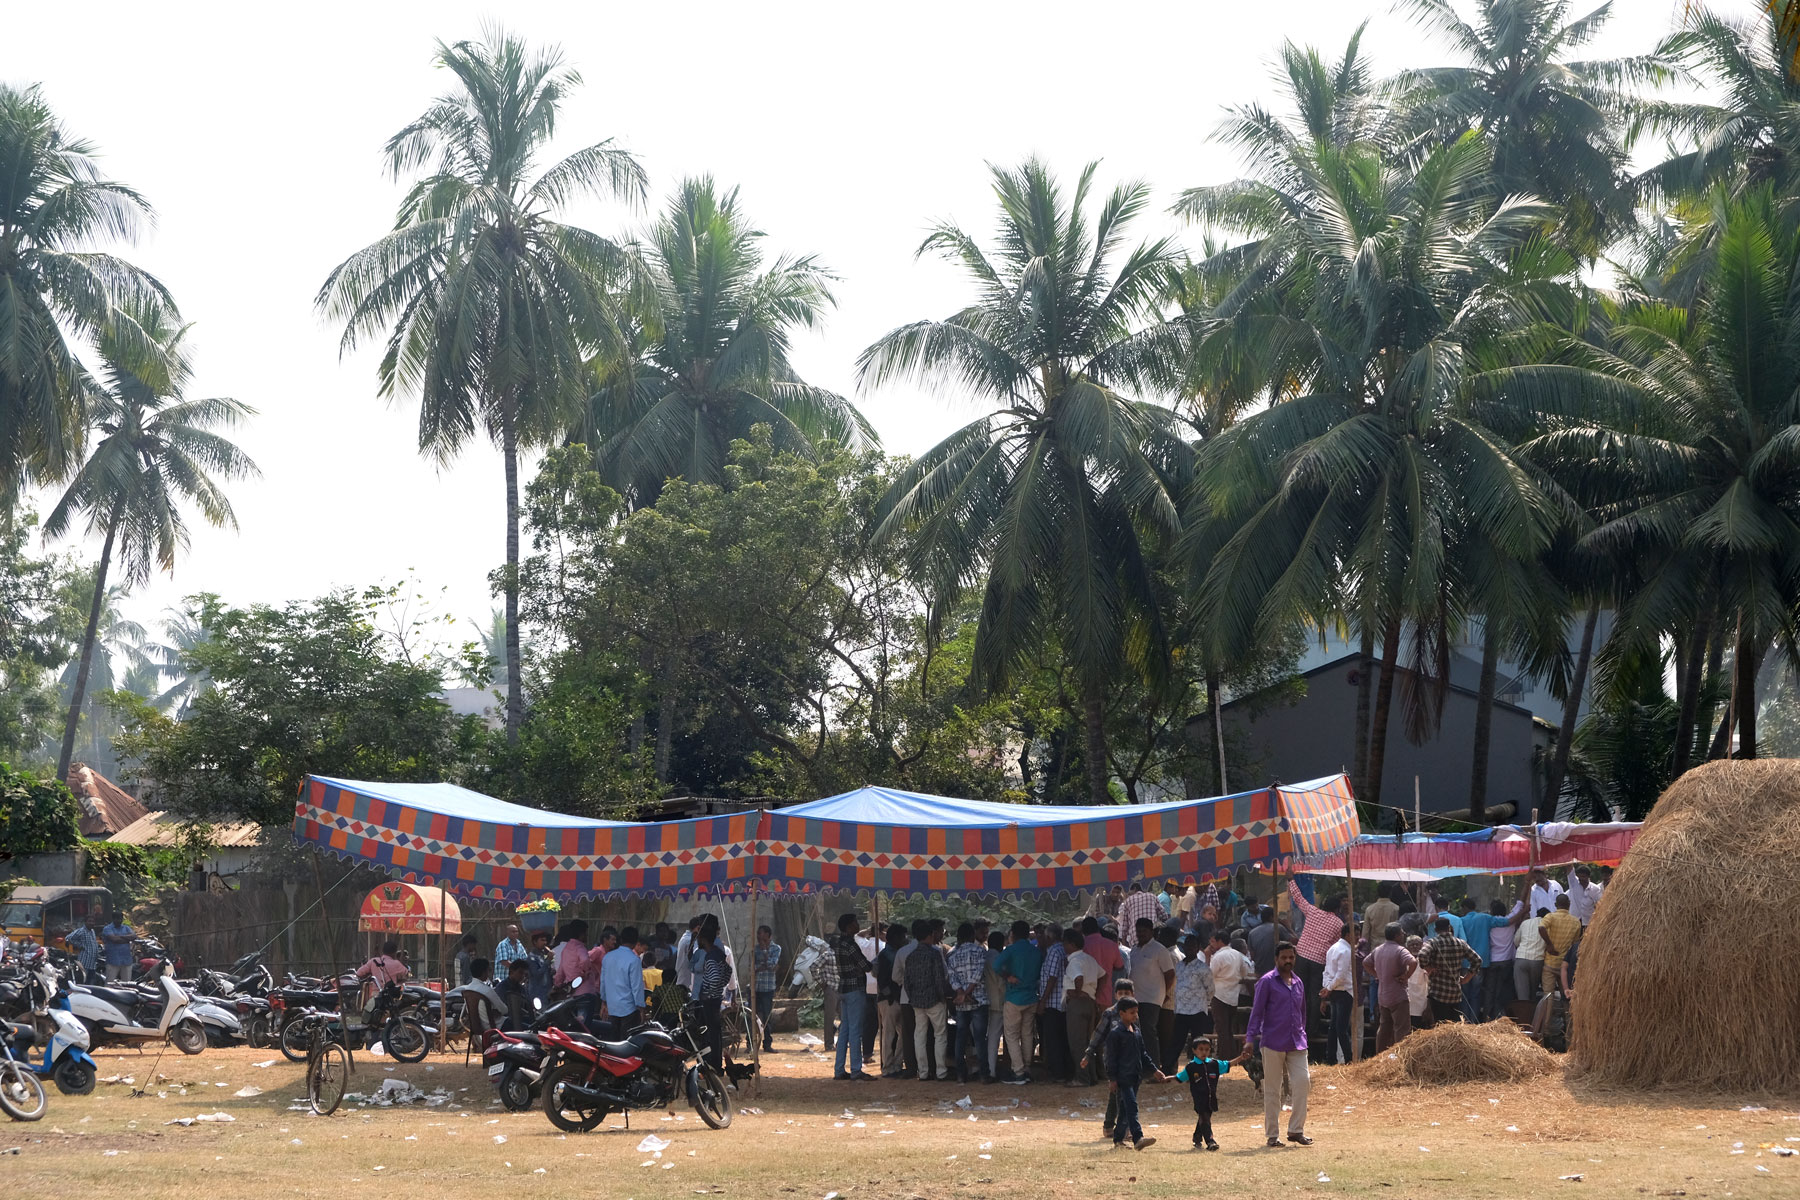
[538,1004,733,1132]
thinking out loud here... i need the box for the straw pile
[1568,758,1800,1093]
[1354,1020,1557,1087]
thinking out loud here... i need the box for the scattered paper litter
[1419,1146,1431,1152]
[1507,1126,1520,1132]
[1317,1173,1332,1183]
[289,1139,303,1146]
[794,1033,823,1047]
[234,1086,262,1098]
[661,1163,675,1170]
[637,1135,671,1153]
[493,1135,507,1144]
[1768,1146,1797,1157]
[955,1095,972,1109]
[978,1154,992,1160]
[253,1060,275,1068]
[1559,1174,1584,1182]
[1742,1106,1768,1113]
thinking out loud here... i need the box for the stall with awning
[356,881,461,933]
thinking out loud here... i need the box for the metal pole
[438,886,448,1052]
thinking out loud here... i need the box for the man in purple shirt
[1244,942,1313,1148]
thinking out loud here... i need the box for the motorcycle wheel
[171,1018,207,1056]
[540,1063,606,1133]
[497,1065,534,1112]
[687,1063,734,1130]
[0,1062,48,1121]
[246,1014,271,1049]
[383,1018,429,1063]
[279,1020,312,1063]
[52,1057,96,1096]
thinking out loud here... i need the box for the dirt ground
[6,1032,1797,1200]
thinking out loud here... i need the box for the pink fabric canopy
[1301,822,1640,878]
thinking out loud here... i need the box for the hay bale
[1568,759,1800,1093]
[1353,1020,1557,1087]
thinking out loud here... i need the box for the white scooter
[186,995,245,1047]
[67,962,205,1055]
[20,954,97,1094]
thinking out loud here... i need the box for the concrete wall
[0,850,88,886]
[1224,658,1542,820]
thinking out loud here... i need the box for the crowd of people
[805,862,1606,1150]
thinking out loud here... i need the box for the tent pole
[438,886,448,1053]
[1344,844,1360,1063]
[747,882,761,1098]
[311,851,337,979]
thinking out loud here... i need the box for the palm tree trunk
[1351,626,1374,798]
[501,399,524,744]
[1468,620,1501,823]
[1734,633,1763,759]
[1082,677,1110,804]
[1365,618,1403,818]
[1205,670,1228,795]
[1705,634,1732,760]
[1543,602,1599,811]
[1671,614,1710,777]
[57,508,121,783]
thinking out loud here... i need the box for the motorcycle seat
[4,1021,36,1047]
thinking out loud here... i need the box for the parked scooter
[67,961,205,1055]
[0,952,98,1095]
[1,1020,49,1121]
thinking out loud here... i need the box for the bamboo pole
[437,886,448,1052]
[1345,843,1361,1062]
[746,882,761,1098]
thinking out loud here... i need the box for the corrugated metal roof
[109,810,265,849]
[67,763,150,837]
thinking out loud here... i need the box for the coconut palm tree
[1392,0,1658,259]
[141,601,217,715]
[858,158,1187,804]
[54,581,152,771]
[586,178,876,504]
[44,307,257,782]
[0,83,173,497]
[1532,186,1800,761]
[1178,110,1577,811]
[316,27,646,742]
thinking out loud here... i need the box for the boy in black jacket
[1103,997,1170,1150]
[1080,978,1136,1138]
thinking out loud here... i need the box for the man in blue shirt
[602,926,647,1034]
[101,911,135,981]
[1458,899,1511,1022]
[993,920,1044,1085]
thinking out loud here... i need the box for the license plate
[487,1064,505,1076]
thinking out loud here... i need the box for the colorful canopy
[295,776,759,903]
[295,773,1362,902]
[357,881,462,934]
[1296,821,1640,880]
[758,775,1361,898]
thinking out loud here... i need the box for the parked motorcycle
[0,953,98,1095]
[1,1020,49,1121]
[66,961,205,1055]
[476,991,588,1112]
[268,972,353,1060]
[538,1001,733,1132]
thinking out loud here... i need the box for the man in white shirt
[1060,929,1103,1086]
[1527,869,1565,922]
[1127,918,1176,1069]
[1205,932,1252,1060]
[1320,920,1356,1063]
[856,927,881,1063]
[1565,866,1604,925]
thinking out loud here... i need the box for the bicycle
[296,1008,353,1116]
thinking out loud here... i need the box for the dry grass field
[6,1033,1797,1200]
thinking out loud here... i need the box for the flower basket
[518,910,558,934]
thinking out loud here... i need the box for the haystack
[1354,1020,1556,1087]
[1568,758,1800,1093]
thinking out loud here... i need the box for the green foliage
[110,592,475,825]
[0,512,86,765]
[0,761,82,856]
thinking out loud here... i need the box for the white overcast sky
[3,0,1732,642]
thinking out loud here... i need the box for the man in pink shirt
[1080,916,1124,1008]
[553,920,603,1028]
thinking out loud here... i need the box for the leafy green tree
[111,592,475,825]
[587,178,876,503]
[44,307,256,782]
[316,28,646,744]
[0,83,172,496]
[0,761,81,857]
[859,159,1187,803]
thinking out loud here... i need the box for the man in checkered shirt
[1117,882,1163,948]
[1035,923,1071,1080]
